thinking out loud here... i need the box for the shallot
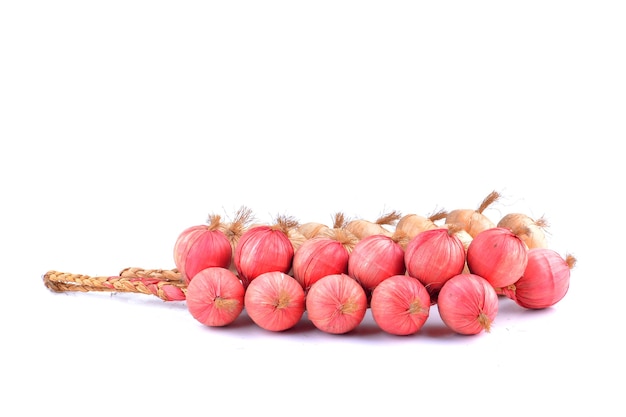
[395,208,448,240]
[466,227,528,288]
[345,210,401,240]
[305,273,367,334]
[437,273,499,335]
[370,275,431,336]
[186,267,245,327]
[503,248,576,309]
[173,214,232,284]
[234,214,297,286]
[404,226,466,301]
[347,233,406,293]
[244,271,305,331]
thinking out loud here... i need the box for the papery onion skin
[348,234,406,292]
[396,209,447,240]
[305,273,367,334]
[508,248,575,309]
[497,213,549,249]
[234,225,294,286]
[173,221,233,284]
[445,190,500,238]
[244,271,305,331]
[186,267,245,327]
[404,228,466,301]
[292,237,350,291]
[370,275,431,336]
[466,227,528,288]
[437,273,499,335]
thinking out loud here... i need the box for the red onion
[404,226,466,301]
[348,234,406,292]
[186,267,245,327]
[370,275,431,336]
[292,228,356,291]
[437,273,499,335]
[173,214,232,284]
[466,227,528,288]
[505,248,576,309]
[234,215,296,287]
[305,273,367,334]
[244,271,305,331]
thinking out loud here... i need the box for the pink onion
[437,273,499,335]
[370,275,431,336]
[292,228,356,291]
[244,271,305,331]
[173,214,232,284]
[186,267,245,327]
[505,248,576,309]
[348,234,406,292]
[404,226,466,301]
[305,273,367,334]
[466,227,528,288]
[234,215,296,287]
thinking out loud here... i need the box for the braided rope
[43,270,187,301]
[118,267,182,282]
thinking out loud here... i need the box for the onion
[234,214,297,287]
[497,213,549,249]
[466,227,528,288]
[404,226,466,301]
[186,267,245,327]
[503,249,576,309]
[345,210,401,240]
[173,214,233,284]
[445,190,501,237]
[243,271,305,331]
[305,273,367,334]
[437,273,499,335]
[347,233,406,293]
[395,208,448,240]
[292,228,357,291]
[370,275,431,336]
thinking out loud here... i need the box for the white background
[1,1,624,416]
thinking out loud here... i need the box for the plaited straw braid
[119,267,182,282]
[43,270,187,301]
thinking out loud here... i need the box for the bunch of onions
[292,227,357,292]
[305,273,368,334]
[243,271,305,331]
[234,214,297,287]
[370,275,431,336]
[501,249,576,309]
[186,267,245,327]
[445,190,501,238]
[404,225,467,302]
[497,213,549,249]
[345,210,401,240]
[347,231,407,294]
[395,208,448,240]
[173,214,233,284]
[466,227,528,289]
[437,273,499,335]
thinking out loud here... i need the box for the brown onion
[345,210,401,240]
[466,227,528,288]
[395,208,448,240]
[445,190,500,237]
[497,213,549,249]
